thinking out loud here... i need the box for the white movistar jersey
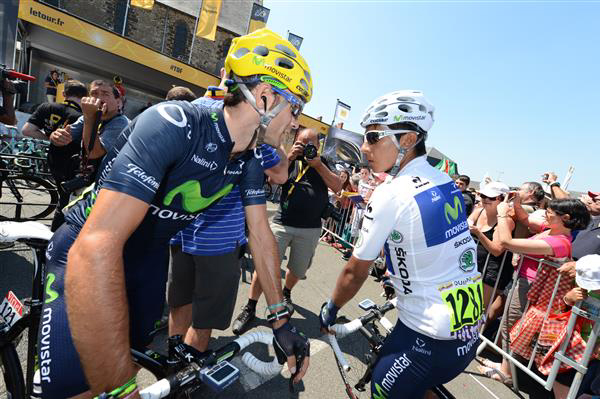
[353,156,483,340]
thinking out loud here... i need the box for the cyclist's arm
[66,189,148,394]
[331,186,398,307]
[245,204,285,326]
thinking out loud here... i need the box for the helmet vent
[375,111,388,118]
[253,45,269,56]
[299,78,309,91]
[419,104,427,112]
[398,104,412,113]
[275,43,297,58]
[233,48,250,58]
[304,70,311,83]
[374,104,386,112]
[275,57,294,69]
[397,97,413,102]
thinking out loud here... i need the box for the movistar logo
[45,273,59,304]
[393,114,426,122]
[373,383,388,399]
[252,55,264,66]
[444,196,463,224]
[163,180,233,212]
[210,112,218,122]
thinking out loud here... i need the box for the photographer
[0,79,17,126]
[22,80,88,231]
[232,128,343,334]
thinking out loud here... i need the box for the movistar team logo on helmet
[393,115,426,122]
[252,55,265,66]
[459,248,476,272]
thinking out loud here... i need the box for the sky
[262,0,599,192]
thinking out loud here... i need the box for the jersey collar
[396,155,429,178]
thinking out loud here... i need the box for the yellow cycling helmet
[225,28,313,103]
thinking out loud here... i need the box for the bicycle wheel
[0,175,58,221]
[332,316,377,398]
[1,343,26,399]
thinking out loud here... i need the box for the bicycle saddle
[0,221,52,242]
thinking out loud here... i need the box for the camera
[303,143,318,160]
[1,66,36,96]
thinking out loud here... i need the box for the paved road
[0,203,554,398]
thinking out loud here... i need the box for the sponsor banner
[196,0,223,41]
[18,1,219,89]
[287,31,303,50]
[322,126,364,166]
[248,3,269,33]
[335,100,351,121]
[131,0,154,10]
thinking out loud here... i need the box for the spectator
[231,127,343,334]
[44,70,61,103]
[166,86,196,102]
[167,76,288,352]
[456,174,476,216]
[468,182,514,311]
[0,79,16,126]
[478,198,590,387]
[512,181,546,238]
[21,79,88,231]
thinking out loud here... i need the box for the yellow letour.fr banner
[18,0,218,89]
[131,0,154,10]
[196,0,222,41]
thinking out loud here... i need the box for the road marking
[234,335,331,392]
[469,374,501,399]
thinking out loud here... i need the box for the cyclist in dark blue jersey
[37,28,314,398]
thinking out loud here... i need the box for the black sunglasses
[480,194,501,201]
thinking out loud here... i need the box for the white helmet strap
[388,132,427,176]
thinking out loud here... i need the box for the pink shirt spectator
[519,231,572,281]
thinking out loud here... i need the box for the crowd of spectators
[2,66,600,399]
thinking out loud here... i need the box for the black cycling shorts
[371,320,478,399]
[37,222,169,398]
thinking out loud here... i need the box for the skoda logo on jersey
[416,338,426,348]
[459,248,476,272]
[205,142,218,153]
[415,181,469,247]
[389,230,403,243]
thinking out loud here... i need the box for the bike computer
[358,298,376,311]
[199,360,240,393]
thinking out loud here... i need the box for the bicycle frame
[0,238,48,396]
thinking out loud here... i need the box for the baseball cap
[576,254,600,291]
[478,181,510,198]
[588,191,599,199]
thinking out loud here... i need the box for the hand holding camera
[541,171,557,184]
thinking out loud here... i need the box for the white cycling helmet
[360,90,434,133]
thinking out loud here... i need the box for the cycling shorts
[37,222,169,398]
[371,319,478,399]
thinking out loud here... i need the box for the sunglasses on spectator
[365,129,413,145]
[271,86,304,117]
[480,194,502,201]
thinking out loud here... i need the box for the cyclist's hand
[50,125,72,146]
[273,321,310,383]
[319,300,339,333]
[381,276,396,300]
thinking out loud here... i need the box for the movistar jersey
[353,156,482,340]
[64,100,266,244]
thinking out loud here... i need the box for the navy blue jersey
[64,100,266,245]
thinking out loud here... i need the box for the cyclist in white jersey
[320,90,483,399]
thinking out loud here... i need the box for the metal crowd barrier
[475,251,599,399]
[321,192,365,249]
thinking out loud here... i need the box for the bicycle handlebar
[140,331,283,398]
